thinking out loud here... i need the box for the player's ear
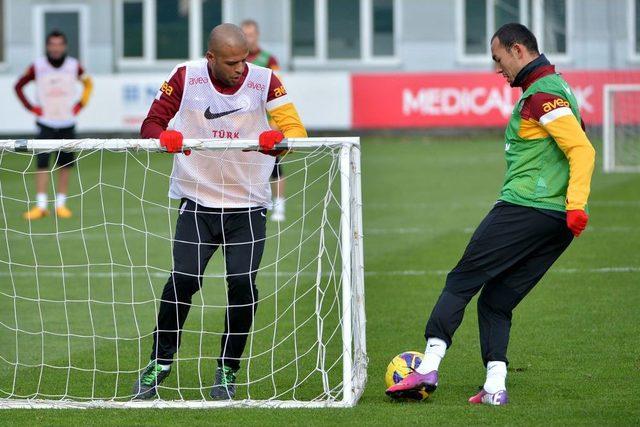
[512,43,524,59]
[205,50,215,63]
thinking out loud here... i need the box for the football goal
[603,84,640,173]
[0,137,366,408]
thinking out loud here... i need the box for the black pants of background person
[425,201,573,366]
[36,123,76,169]
[150,199,267,371]
[271,156,283,179]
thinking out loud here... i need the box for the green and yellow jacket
[500,55,596,212]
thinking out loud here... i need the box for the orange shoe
[23,206,49,220]
[55,205,73,219]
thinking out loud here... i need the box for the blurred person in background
[14,30,93,220]
[241,19,288,222]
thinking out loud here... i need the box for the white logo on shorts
[179,201,187,215]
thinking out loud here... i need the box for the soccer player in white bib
[133,24,307,400]
[14,30,93,220]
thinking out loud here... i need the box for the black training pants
[36,123,76,169]
[150,199,267,371]
[425,202,574,366]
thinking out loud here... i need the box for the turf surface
[1,135,638,425]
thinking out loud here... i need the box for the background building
[0,0,639,134]
[2,0,639,75]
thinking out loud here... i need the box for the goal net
[603,84,640,173]
[0,137,366,409]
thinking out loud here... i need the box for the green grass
[1,135,639,425]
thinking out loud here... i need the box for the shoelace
[141,364,163,386]
[219,367,236,386]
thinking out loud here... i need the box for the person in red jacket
[132,23,307,401]
[14,30,93,220]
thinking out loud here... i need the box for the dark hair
[46,30,67,44]
[492,23,539,53]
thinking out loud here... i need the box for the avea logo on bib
[169,60,274,207]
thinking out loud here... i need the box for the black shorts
[36,123,76,169]
[271,156,284,179]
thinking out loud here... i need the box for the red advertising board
[352,70,640,128]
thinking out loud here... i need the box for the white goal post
[0,137,366,409]
[602,84,640,173]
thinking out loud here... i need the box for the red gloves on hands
[72,102,83,116]
[31,106,43,117]
[159,129,283,155]
[259,130,284,149]
[566,209,588,237]
[159,130,190,155]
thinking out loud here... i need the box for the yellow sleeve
[267,102,308,138]
[540,113,596,210]
[79,75,93,107]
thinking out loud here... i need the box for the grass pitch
[1,135,639,425]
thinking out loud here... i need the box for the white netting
[603,84,640,173]
[0,138,366,408]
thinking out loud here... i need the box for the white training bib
[168,60,274,208]
[34,56,79,128]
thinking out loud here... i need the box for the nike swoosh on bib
[204,107,242,120]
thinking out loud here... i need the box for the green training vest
[249,51,275,123]
[250,51,272,68]
[499,73,582,212]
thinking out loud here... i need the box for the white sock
[416,337,447,374]
[56,193,66,208]
[484,361,507,393]
[274,197,285,212]
[158,363,171,371]
[36,193,48,210]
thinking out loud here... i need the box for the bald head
[208,23,248,54]
[205,23,249,87]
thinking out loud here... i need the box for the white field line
[3,224,637,242]
[366,200,640,209]
[364,226,638,234]
[4,200,638,217]
[123,200,639,214]
[0,267,637,280]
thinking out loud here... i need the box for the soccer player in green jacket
[241,19,288,222]
[387,23,595,405]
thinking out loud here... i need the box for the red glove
[31,106,43,117]
[72,102,83,115]
[259,130,284,151]
[159,130,190,155]
[566,209,588,237]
